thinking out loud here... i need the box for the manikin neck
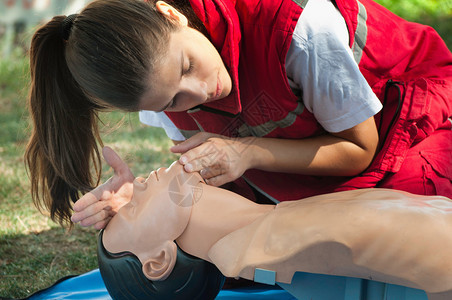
[175,183,274,261]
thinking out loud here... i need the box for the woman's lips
[206,71,223,103]
[215,72,222,99]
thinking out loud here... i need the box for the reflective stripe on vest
[237,101,305,137]
[352,0,368,64]
[292,0,309,9]
[293,0,369,65]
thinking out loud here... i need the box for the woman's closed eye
[183,60,194,75]
[166,61,194,110]
[168,98,178,109]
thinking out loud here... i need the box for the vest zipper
[378,79,405,149]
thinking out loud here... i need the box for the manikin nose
[133,176,147,190]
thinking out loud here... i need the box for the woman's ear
[141,241,178,281]
[155,1,188,26]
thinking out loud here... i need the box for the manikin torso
[103,162,452,295]
[208,189,452,294]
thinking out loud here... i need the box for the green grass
[0,2,451,298]
[375,0,452,49]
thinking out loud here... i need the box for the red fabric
[335,79,452,198]
[377,130,452,198]
[165,0,452,200]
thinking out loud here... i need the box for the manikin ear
[155,1,188,26]
[141,241,178,281]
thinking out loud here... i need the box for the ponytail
[26,16,103,228]
[25,0,203,228]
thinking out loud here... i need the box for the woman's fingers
[71,146,134,229]
[78,208,113,227]
[103,146,134,181]
[170,132,220,153]
[182,152,219,173]
[71,193,111,223]
[179,140,226,172]
[199,164,225,179]
[72,182,110,213]
[177,137,251,187]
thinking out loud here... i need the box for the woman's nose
[181,77,208,102]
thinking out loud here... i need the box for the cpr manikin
[102,162,452,299]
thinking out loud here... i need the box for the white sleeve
[285,0,382,133]
[139,110,186,141]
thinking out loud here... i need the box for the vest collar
[188,0,242,115]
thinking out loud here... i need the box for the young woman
[26,0,452,229]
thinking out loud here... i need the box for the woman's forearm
[245,117,379,177]
[247,135,372,176]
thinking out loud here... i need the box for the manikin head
[103,161,203,280]
[99,162,225,299]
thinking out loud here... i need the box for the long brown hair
[25,0,199,227]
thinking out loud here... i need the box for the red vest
[166,0,452,201]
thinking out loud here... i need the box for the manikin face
[103,162,204,280]
[138,2,233,112]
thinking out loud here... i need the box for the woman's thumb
[102,146,133,178]
[170,132,214,153]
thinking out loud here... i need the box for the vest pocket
[419,130,452,197]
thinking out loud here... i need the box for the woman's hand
[71,146,134,230]
[171,132,256,186]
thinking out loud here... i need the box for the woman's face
[139,13,232,112]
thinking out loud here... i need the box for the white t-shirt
[139,0,382,139]
[139,109,186,141]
